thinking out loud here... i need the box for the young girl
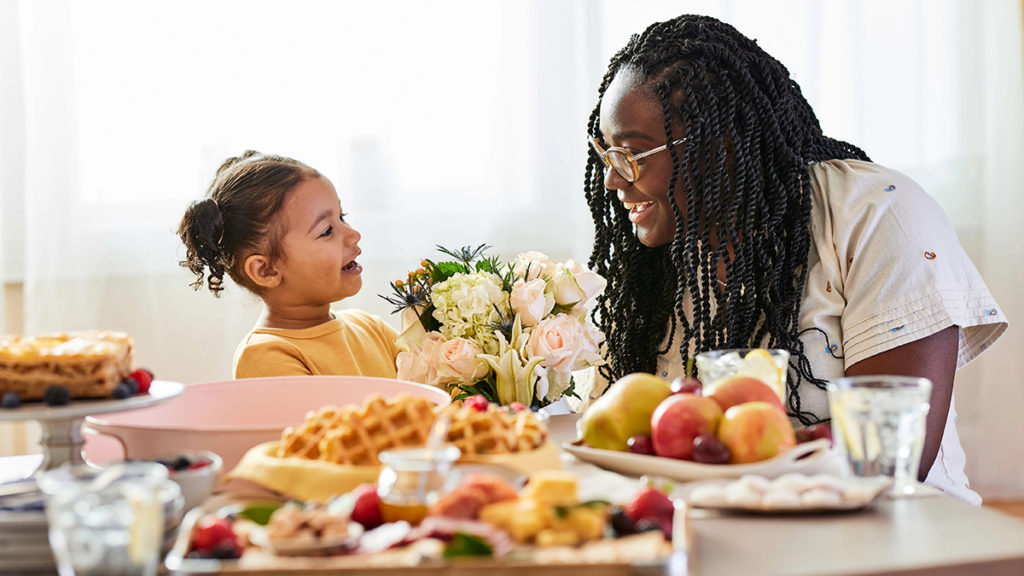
[583,15,1006,503]
[177,151,401,379]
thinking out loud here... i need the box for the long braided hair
[585,15,869,424]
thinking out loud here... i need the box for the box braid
[585,15,869,424]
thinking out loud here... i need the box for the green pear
[579,372,672,451]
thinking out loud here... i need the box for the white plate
[561,438,830,482]
[0,380,184,422]
[683,475,892,514]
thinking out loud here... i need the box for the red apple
[707,375,784,413]
[650,394,723,460]
[717,401,796,464]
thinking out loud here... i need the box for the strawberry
[350,484,383,529]
[508,402,526,413]
[190,517,237,552]
[130,368,154,394]
[623,484,675,540]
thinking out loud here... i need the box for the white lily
[477,314,543,406]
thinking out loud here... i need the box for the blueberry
[2,392,20,409]
[111,383,133,399]
[212,544,241,559]
[43,386,71,406]
[122,377,139,395]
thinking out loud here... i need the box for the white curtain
[2,0,1021,499]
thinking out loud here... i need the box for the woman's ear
[244,254,281,288]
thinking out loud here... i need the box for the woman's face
[597,70,685,248]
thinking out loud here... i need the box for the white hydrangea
[430,272,510,354]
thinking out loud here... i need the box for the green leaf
[431,261,471,284]
[443,532,494,558]
[237,503,281,526]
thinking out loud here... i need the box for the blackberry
[2,392,21,409]
[122,377,139,395]
[111,383,133,399]
[43,386,71,406]
[171,456,191,471]
[610,508,635,536]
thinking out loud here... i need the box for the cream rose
[526,313,604,375]
[513,251,557,282]
[510,278,555,326]
[396,332,446,387]
[435,337,489,386]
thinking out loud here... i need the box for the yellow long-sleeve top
[232,309,401,379]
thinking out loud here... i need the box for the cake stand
[0,380,184,477]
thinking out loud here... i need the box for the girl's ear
[244,254,281,288]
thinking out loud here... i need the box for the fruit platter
[165,470,680,574]
[568,350,837,482]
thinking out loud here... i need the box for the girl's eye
[319,225,333,238]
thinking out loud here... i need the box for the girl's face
[597,70,685,248]
[273,176,362,305]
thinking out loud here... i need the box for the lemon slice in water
[739,349,786,401]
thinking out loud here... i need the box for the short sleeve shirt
[649,159,1007,504]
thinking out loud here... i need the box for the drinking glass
[826,376,932,496]
[695,348,790,401]
[376,446,461,525]
[38,462,182,576]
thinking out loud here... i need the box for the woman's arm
[845,325,959,481]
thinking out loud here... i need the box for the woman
[583,14,1006,503]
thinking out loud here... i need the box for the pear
[579,372,672,451]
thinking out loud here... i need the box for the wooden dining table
[4,415,1024,576]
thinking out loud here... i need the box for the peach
[708,375,784,413]
[650,394,723,460]
[717,401,796,464]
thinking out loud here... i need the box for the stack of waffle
[0,331,133,400]
[277,394,548,465]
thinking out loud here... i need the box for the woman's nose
[603,166,628,190]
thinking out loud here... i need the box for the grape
[670,376,702,396]
[691,434,731,464]
[627,435,655,455]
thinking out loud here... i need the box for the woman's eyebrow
[611,130,657,143]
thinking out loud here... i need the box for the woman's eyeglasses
[589,136,687,184]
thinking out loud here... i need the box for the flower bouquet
[380,245,607,408]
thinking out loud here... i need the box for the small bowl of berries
[146,450,224,512]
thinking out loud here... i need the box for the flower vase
[538,396,572,416]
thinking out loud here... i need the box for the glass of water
[38,462,182,576]
[826,375,932,496]
[695,348,790,402]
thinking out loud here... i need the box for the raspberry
[188,460,210,471]
[508,402,526,413]
[111,383,133,399]
[2,392,20,409]
[129,369,153,394]
[465,394,490,412]
[190,517,237,553]
[623,485,675,540]
[43,386,71,406]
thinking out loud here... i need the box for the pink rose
[513,251,557,282]
[526,314,604,375]
[510,278,555,326]
[435,337,488,386]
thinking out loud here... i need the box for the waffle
[443,403,547,456]
[0,331,133,400]
[278,394,436,465]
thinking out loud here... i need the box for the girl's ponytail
[178,197,229,296]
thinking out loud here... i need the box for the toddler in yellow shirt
[176,151,400,379]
